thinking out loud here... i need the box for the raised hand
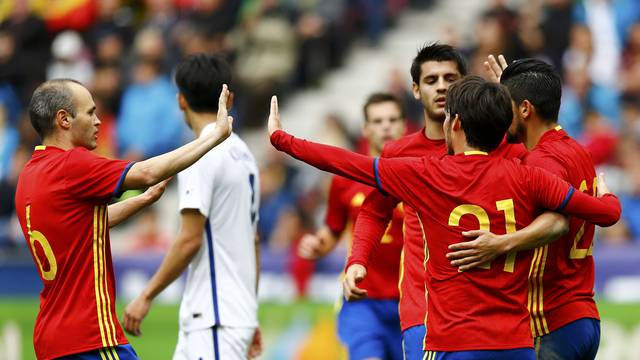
[268,95,282,136]
[214,84,233,141]
[483,54,509,83]
[343,264,368,301]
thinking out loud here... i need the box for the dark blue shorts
[423,348,535,360]
[402,324,426,360]
[537,318,600,360]
[337,298,403,360]
[57,344,138,360]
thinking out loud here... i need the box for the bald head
[28,79,82,139]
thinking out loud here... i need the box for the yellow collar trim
[34,145,46,151]
[554,125,563,131]
[464,150,488,156]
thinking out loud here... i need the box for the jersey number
[26,205,57,281]
[569,177,597,259]
[448,199,518,272]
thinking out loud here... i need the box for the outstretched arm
[121,85,233,190]
[108,179,170,228]
[268,96,378,187]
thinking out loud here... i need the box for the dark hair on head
[175,53,232,113]
[500,58,561,122]
[445,76,512,152]
[363,92,405,121]
[28,79,81,139]
[410,43,468,84]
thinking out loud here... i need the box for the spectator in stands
[47,31,94,85]
[117,28,187,160]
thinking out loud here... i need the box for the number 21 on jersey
[448,199,518,272]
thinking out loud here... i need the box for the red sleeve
[64,148,133,201]
[376,156,427,202]
[346,190,400,269]
[324,177,348,234]
[271,130,377,187]
[527,166,621,226]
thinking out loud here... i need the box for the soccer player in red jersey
[297,93,406,359]
[447,57,606,359]
[14,79,232,359]
[338,44,531,360]
[266,76,621,359]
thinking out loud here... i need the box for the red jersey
[524,126,599,336]
[325,176,404,299]
[14,146,132,359]
[270,129,619,351]
[352,131,526,331]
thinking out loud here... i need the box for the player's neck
[368,145,381,157]
[423,114,444,140]
[526,121,557,150]
[42,133,74,150]
[189,112,218,137]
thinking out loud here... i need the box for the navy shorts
[423,347,535,360]
[537,318,600,360]
[403,324,426,360]
[58,344,139,360]
[337,298,403,360]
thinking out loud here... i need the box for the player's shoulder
[382,129,431,157]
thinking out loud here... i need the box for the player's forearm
[347,192,397,268]
[562,192,621,227]
[347,210,389,269]
[500,212,569,253]
[141,237,201,301]
[124,134,224,190]
[107,194,154,228]
[270,130,377,188]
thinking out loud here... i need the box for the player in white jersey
[123,54,262,360]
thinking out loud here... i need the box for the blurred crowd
[2,0,640,288]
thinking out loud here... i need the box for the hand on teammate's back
[267,96,282,136]
[213,84,234,141]
[483,54,508,83]
[343,264,368,301]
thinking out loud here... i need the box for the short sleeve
[376,156,427,204]
[525,165,573,211]
[64,148,133,201]
[324,176,348,234]
[177,156,214,218]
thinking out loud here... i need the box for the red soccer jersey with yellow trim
[370,131,526,331]
[524,126,599,336]
[325,175,404,299]
[375,153,570,351]
[14,146,132,360]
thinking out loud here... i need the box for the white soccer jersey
[177,126,260,332]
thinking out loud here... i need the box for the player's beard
[506,120,526,144]
[426,103,446,123]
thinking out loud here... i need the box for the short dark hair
[500,58,561,122]
[175,53,232,113]
[410,43,468,84]
[445,76,512,152]
[363,92,405,121]
[28,79,80,139]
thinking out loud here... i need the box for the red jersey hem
[544,301,600,334]
[38,340,129,360]
[425,342,533,352]
[401,319,424,332]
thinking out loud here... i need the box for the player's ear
[411,82,420,100]
[177,93,188,111]
[520,100,532,121]
[56,109,71,130]
[452,114,461,131]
